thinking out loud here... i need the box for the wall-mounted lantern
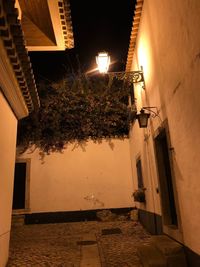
[96,51,144,85]
[136,107,160,128]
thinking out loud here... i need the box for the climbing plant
[17,73,135,154]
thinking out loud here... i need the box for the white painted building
[0,0,74,266]
[126,0,200,265]
[8,0,200,266]
[17,140,133,214]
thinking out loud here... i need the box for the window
[136,157,144,189]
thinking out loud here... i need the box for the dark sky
[29,0,135,82]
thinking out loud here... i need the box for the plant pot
[132,189,146,203]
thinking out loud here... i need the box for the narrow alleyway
[7,218,151,267]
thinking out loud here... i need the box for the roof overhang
[126,0,144,72]
[0,0,40,119]
[17,0,74,51]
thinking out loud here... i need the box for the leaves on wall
[17,74,136,154]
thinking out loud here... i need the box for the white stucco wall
[129,0,200,255]
[18,139,133,213]
[0,92,17,267]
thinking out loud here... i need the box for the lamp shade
[137,109,150,128]
[96,52,110,73]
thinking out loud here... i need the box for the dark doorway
[155,129,178,226]
[12,162,26,210]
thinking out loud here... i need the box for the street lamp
[96,52,147,126]
[96,52,144,85]
[137,109,150,128]
[96,53,162,128]
[95,52,110,73]
[136,107,160,128]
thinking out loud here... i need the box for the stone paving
[7,220,151,267]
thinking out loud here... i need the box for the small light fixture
[96,51,144,85]
[137,109,150,128]
[96,52,110,73]
[136,107,160,128]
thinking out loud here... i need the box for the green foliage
[17,74,134,154]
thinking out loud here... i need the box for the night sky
[29,0,135,82]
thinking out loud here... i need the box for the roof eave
[126,0,144,72]
[0,0,40,118]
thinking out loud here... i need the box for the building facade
[126,0,200,265]
[4,0,200,265]
[0,0,73,265]
[16,139,134,216]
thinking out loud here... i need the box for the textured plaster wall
[129,0,200,254]
[0,92,17,267]
[18,139,133,213]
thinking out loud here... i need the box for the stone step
[12,214,25,227]
[151,235,187,267]
[137,245,167,267]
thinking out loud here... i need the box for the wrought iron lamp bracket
[141,107,159,118]
[141,107,163,124]
[107,70,145,85]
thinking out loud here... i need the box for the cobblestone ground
[8,220,151,267]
